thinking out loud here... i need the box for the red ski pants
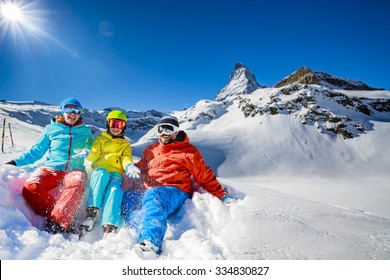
[22,167,87,230]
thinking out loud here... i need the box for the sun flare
[0,0,47,44]
[0,0,75,55]
[1,3,23,22]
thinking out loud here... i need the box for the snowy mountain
[1,64,390,260]
[214,62,265,102]
[170,67,390,143]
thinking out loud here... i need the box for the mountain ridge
[274,66,382,90]
[2,64,388,143]
[0,101,165,143]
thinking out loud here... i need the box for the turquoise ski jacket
[15,117,94,171]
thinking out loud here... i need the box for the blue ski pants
[122,186,189,251]
[86,168,124,227]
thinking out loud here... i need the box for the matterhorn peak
[215,62,265,101]
[234,62,246,70]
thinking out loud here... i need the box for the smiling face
[158,131,179,145]
[109,127,123,136]
[64,112,80,125]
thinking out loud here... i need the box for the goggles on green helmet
[108,119,126,129]
[63,104,82,115]
[107,110,127,122]
[157,124,179,136]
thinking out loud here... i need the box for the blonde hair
[55,114,65,124]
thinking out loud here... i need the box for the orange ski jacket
[136,131,227,199]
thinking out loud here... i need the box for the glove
[221,194,238,204]
[72,149,89,159]
[125,164,140,179]
[5,160,16,166]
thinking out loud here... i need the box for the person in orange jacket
[121,115,237,253]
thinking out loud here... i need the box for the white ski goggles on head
[157,124,179,136]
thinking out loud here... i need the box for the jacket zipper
[65,127,73,171]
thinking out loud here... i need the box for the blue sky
[1,0,389,112]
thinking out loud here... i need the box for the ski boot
[102,224,117,238]
[79,206,98,232]
[44,220,66,235]
[134,240,158,253]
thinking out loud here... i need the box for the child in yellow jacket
[77,110,140,235]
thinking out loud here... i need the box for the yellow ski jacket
[87,131,134,173]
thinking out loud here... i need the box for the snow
[1,96,390,266]
[336,89,390,99]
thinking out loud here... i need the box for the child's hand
[125,164,141,179]
[72,149,90,159]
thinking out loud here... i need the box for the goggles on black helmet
[157,124,179,136]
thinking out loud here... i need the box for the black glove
[5,160,16,166]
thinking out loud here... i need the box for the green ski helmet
[107,110,127,122]
[106,110,127,133]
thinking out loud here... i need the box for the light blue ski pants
[86,168,124,227]
[122,186,189,251]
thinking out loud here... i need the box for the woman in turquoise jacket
[6,97,94,234]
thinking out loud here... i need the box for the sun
[0,0,47,44]
[1,2,24,22]
[0,0,76,56]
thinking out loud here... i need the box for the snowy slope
[1,94,390,260]
[1,168,389,260]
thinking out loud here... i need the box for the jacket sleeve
[135,144,156,177]
[86,137,101,162]
[121,141,134,169]
[135,148,148,174]
[188,148,228,199]
[85,131,94,150]
[14,125,51,166]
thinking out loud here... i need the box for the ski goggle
[157,124,179,136]
[63,104,82,115]
[108,119,126,129]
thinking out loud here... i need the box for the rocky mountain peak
[274,66,380,90]
[215,62,265,102]
[273,67,319,88]
[234,62,246,70]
